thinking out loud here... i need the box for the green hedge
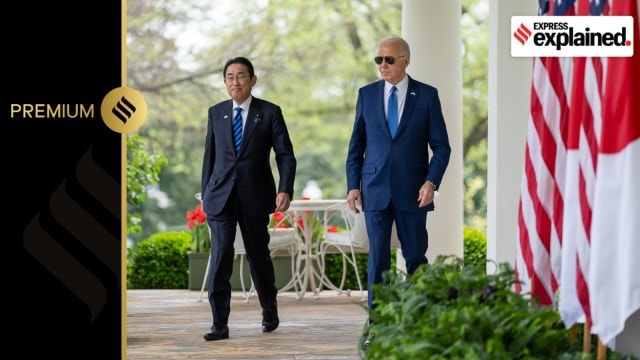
[323,226,487,291]
[127,230,191,289]
[464,226,487,269]
[126,226,488,292]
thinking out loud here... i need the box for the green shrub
[127,231,191,289]
[464,226,487,270]
[324,250,398,292]
[362,255,590,359]
[324,224,485,292]
[323,252,369,291]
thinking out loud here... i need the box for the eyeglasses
[374,55,407,65]
[224,74,250,83]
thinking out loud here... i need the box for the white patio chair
[242,210,303,302]
[317,202,401,301]
[197,222,250,302]
[195,192,301,302]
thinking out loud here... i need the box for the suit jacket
[346,76,451,213]
[201,97,296,218]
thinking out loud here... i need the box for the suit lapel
[374,81,390,137]
[398,77,418,135]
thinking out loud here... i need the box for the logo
[514,23,532,45]
[101,86,147,133]
[511,16,634,57]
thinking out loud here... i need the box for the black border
[2,2,123,357]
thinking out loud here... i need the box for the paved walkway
[126,289,369,359]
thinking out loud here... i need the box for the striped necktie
[233,107,242,153]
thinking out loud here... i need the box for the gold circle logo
[101,87,147,133]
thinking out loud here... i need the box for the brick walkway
[126,289,369,359]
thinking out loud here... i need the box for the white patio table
[288,199,347,299]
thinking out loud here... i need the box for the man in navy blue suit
[200,57,297,341]
[346,37,451,313]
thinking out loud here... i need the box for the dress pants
[206,186,278,326]
[364,201,428,310]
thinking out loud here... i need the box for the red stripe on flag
[577,165,593,326]
[516,54,570,305]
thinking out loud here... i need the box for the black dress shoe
[204,325,229,341]
[262,310,279,332]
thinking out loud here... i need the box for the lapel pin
[224,115,228,119]
[254,114,262,123]
[411,92,416,96]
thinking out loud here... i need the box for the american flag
[558,0,608,329]
[515,0,577,307]
[516,0,640,345]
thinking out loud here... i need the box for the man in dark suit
[200,57,296,341]
[346,37,451,312]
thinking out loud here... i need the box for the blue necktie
[387,86,398,137]
[233,107,243,153]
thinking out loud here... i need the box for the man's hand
[417,181,436,208]
[346,189,362,213]
[275,192,291,212]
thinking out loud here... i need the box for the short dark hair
[223,57,255,78]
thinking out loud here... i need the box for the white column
[401,0,463,265]
[487,0,534,272]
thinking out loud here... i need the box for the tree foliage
[127,133,168,235]
[127,0,488,243]
[461,0,489,232]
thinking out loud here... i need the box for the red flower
[272,211,285,223]
[273,211,290,228]
[186,204,207,228]
[327,225,339,233]
[269,210,293,228]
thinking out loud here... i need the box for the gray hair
[377,36,411,56]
